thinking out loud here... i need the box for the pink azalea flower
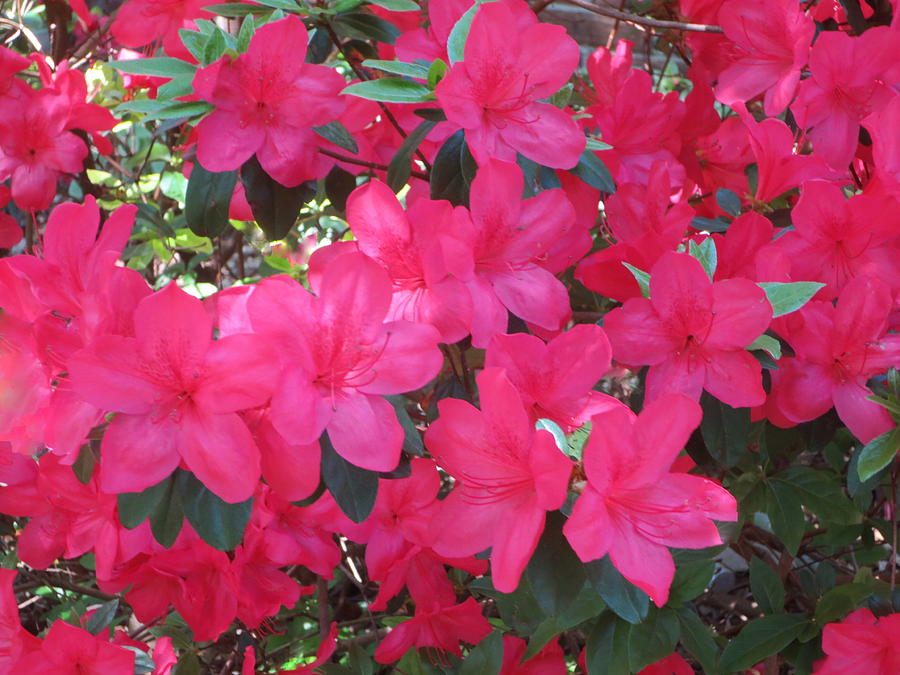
[193,15,346,187]
[373,597,491,664]
[426,368,572,592]
[715,0,814,115]
[434,0,585,168]
[814,609,900,674]
[69,283,274,503]
[793,27,899,169]
[460,159,575,347]
[499,635,567,674]
[770,275,899,443]
[248,252,442,472]
[111,0,212,61]
[16,620,136,674]
[603,251,772,408]
[485,324,621,432]
[563,394,737,606]
[345,180,474,343]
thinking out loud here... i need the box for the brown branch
[558,0,723,33]
[317,147,429,181]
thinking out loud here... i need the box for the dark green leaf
[857,426,900,482]
[677,607,721,675]
[765,482,805,556]
[118,477,174,529]
[342,78,432,103]
[85,599,119,636]
[749,556,785,615]
[700,392,751,468]
[815,582,873,624]
[324,166,357,213]
[386,395,425,456]
[185,164,237,238]
[313,120,360,154]
[716,188,742,217]
[458,630,502,675]
[176,471,252,551]
[758,282,826,318]
[367,0,419,10]
[172,654,203,675]
[691,216,731,233]
[570,149,616,192]
[719,614,809,673]
[585,613,630,675]
[149,474,184,549]
[523,585,606,660]
[321,431,379,523]
[413,108,447,121]
[204,3,276,17]
[72,444,96,485]
[333,12,401,44]
[387,119,437,191]
[429,129,475,206]
[628,607,680,672]
[361,58,429,79]
[667,559,714,606]
[240,156,316,240]
[525,512,586,617]
[774,467,860,525]
[585,556,649,624]
[108,57,197,77]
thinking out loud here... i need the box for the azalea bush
[0,0,899,672]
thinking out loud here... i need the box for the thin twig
[560,0,723,33]
[317,147,429,181]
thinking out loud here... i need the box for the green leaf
[156,75,195,101]
[387,119,437,191]
[204,3,276,17]
[627,607,680,672]
[201,27,229,65]
[585,556,649,624]
[570,149,616,192]
[313,120,360,155]
[118,477,174,529]
[746,334,781,361]
[525,512,586,617]
[758,281,826,318]
[248,0,300,9]
[123,647,156,674]
[85,599,119,636]
[446,2,480,64]
[716,188,742,217]
[184,164,237,238]
[176,471,252,551]
[719,614,809,673]
[458,630,502,675]
[321,431,379,523]
[149,474,184,549]
[385,395,425,456]
[585,613,630,674]
[367,0,419,9]
[536,418,567,454]
[108,57,197,78]
[749,557,785,615]
[700,392,750,469]
[691,216,730,233]
[548,82,573,109]
[667,559,714,606]
[427,59,447,89]
[774,467,860,525]
[240,155,316,241]
[341,78,432,103]
[116,99,214,121]
[429,129,476,206]
[566,422,591,461]
[622,262,650,299]
[814,581,873,624]
[688,237,717,281]
[179,28,207,62]
[72,444,96,485]
[677,607,721,675]
[333,12,401,44]
[361,58,429,79]
[765,482,805,556]
[324,165,357,212]
[172,653,202,675]
[857,426,900,482]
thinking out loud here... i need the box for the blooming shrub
[0,0,899,672]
